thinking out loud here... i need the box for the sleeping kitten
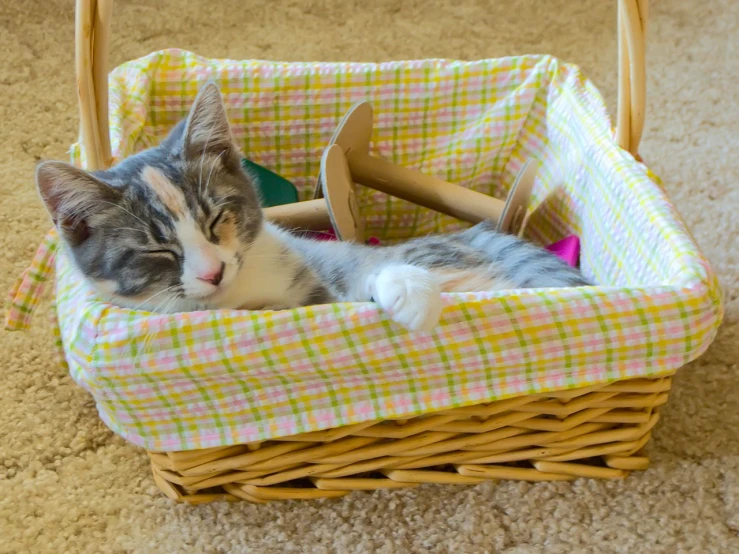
[35,83,590,332]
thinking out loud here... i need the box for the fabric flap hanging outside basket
[5,0,723,504]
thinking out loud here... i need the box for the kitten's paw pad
[374,265,442,332]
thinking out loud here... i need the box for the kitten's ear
[35,161,121,246]
[183,82,237,159]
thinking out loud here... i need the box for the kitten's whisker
[145,294,176,356]
[131,291,179,361]
[211,199,232,212]
[94,201,149,228]
[116,227,148,235]
[129,284,181,312]
[203,151,225,196]
[160,293,182,314]
[198,121,218,195]
[152,291,177,313]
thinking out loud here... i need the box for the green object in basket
[241,158,299,208]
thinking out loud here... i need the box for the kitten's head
[36,83,264,311]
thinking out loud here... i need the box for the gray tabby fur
[35,83,591,332]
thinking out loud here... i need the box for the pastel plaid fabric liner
[6,49,723,452]
[5,229,59,332]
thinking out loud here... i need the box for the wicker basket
[9,0,720,505]
[149,377,670,504]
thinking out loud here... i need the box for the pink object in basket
[546,235,581,267]
[305,229,381,245]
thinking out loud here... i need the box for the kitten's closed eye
[209,211,224,238]
[146,249,180,262]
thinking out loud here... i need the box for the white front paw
[372,265,442,332]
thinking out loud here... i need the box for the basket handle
[616,0,648,155]
[75,0,113,170]
[74,0,647,171]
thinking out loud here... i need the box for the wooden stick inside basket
[314,102,513,226]
[265,143,539,242]
[264,200,331,231]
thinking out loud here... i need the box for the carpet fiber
[1,1,737,552]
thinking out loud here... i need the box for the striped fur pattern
[35,83,591,332]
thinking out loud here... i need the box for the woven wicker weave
[149,375,668,503]
[73,0,655,503]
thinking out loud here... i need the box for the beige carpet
[1,0,737,552]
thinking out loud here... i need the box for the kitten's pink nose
[197,262,225,286]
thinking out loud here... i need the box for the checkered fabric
[6,49,723,451]
[5,229,59,331]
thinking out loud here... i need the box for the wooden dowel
[264,199,331,230]
[348,152,504,224]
